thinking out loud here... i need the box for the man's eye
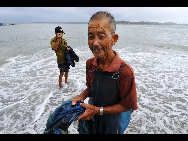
[99,34,105,39]
[88,36,94,39]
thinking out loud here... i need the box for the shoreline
[116,21,188,25]
[1,21,188,26]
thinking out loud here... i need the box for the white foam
[1,46,188,134]
[0,54,23,71]
[1,24,188,134]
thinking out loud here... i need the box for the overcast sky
[1,7,188,24]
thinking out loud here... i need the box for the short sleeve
[50,38,56,49]
[118,65,138,110]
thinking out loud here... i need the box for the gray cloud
[1,7,188,24]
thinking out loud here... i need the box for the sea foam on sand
[0,45,187,134]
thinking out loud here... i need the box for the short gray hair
[89,11,116,34]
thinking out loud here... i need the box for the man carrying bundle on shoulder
[50,26,71,90]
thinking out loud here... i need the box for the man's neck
[98,50,115,70]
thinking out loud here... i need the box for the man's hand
[71,87,90,105]
[53,38,61,50]
[57,37,61,43]
[71,96,84,106]
[76,103,99,121]
[67,47,71,51]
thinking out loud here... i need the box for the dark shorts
[58,64,68,73]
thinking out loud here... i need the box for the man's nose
[93,37,100,46]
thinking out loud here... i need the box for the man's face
[88,19,115,59]
[56,33,63,38]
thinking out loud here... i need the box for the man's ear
[111,34,119,46]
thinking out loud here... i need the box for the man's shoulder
[50,37,66,42]
[50,37,56,42]
[86,57,96,70]
[119,62,135,80]
[62,38,66,41]
[86,57,96,64]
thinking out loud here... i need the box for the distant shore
[116,21,188,25]
[1,21,188,26]
[33,21,188,25]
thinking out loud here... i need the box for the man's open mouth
[95,49,103,52]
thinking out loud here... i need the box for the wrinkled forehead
[88,19,111,33]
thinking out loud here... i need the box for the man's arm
[102,104,130,115]
[76,103,130,121]
[71,86,130,121]
[71,86,90,105]
[53,38,61,50]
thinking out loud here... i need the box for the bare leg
[59,72,64,87]
[65,70,69,83]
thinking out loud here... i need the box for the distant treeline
[116,21,188,25]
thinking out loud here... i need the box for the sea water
[0,24,188,134]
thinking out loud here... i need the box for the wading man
[50,26,70,90]
[72,11,138,134]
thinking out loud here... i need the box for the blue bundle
[43,100,85,134]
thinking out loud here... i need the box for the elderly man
[72,11,138,134]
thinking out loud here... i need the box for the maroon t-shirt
[86,50,138,110]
